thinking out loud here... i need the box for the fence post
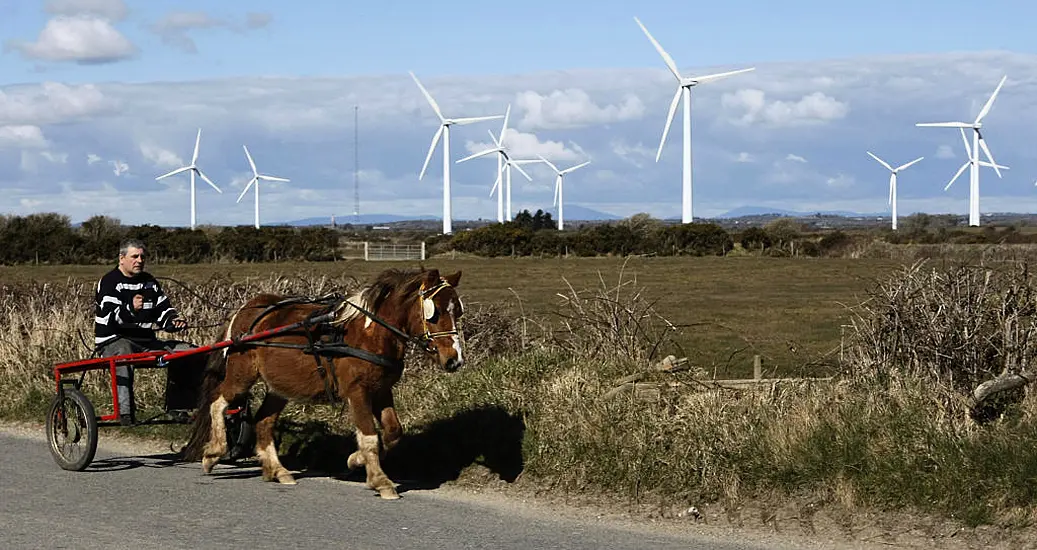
[364,242,369,261]
[753,355,762,380]
[421,241,426,260]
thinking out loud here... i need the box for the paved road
[1,427,815,550]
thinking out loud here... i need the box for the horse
[180,267,465,499]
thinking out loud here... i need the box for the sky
[3,0,1037,227]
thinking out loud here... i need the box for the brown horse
[181,267,465,499]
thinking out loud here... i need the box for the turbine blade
[243,144,258,175]
[656,87,682,162]
[511,161,533,181]
[977,136,1002,178]
[409,71,444,121]
[419,125,444,180]
[155,166,190,180]
[916,122,971,128]
[452,115,504,125]
[866,151,894,172]
[536,153,559,173]
[456,148,497,164]
[499,104,511,144]
[960,128,972,157]
[192,128,201,164]
[975,75,1007,124]
[633,17,681,80]
[561,161,591,175]
[895,157,924,171]
[490,169,501,197]
[259,175,290,182]
[487,128,501,146]
[196,169,221,193]
[689,67,755,84]
[977,161,1010,170]
[945,161,969,191]
[236,177,256,203]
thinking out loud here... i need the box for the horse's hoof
[347,451,365,470]
[377,486,400,500]
[276,470,297,485]
[201,457,219,474]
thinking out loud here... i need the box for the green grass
[0,256,904,378]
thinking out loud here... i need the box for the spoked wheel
[46,388,98,471]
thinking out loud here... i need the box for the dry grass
[3,256,1037,531]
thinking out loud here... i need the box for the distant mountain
[715,206,885,219]
[549,205,622,221]
[284,213,433,226]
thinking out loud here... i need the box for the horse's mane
[332,268,427,326]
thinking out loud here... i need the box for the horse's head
[414,268,465,372]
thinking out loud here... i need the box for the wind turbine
[634,16,755,224]
[237,144,290,229]
[867,152,923,231]
[455,105,536,222]
[410,71,503,234]
[155,128,221,229]
[537,154,590,230]
[916,75,1008,226]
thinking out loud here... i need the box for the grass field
[0,256,906,378]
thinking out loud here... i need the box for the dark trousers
[98,338,196,418]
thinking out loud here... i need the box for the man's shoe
[119,414,134,426]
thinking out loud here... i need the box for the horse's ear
[444,270,462,288]
[423,268,440,286]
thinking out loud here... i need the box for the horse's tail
[178,347,229,462]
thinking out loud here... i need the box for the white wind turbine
[236,145,290,229]
[455,104,537,222]
[635,16,755,224]
[867,152,923,231]
[537,154,590,230]
[916,75,1009,226]
[155,128,221,229]
[410,71,503,234]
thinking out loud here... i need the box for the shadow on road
[277,404,526,493]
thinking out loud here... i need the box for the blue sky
[3,0,1037,227]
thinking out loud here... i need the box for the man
[94,239,193,425]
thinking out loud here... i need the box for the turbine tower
[410,71,503,234]
[634,16,755,224]
[866,152,923,231]
[237,145,290,229]
[537,154,591,230]
[155,128,221,229]
[943,128,1009,219]
[916,75,1008,226]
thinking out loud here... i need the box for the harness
[233,279,460,404]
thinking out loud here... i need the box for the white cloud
[936,144,955,159]
[139,143,184,169]
[465,129,585,162]
[151,11,275,54]
[40,151,68,164]
[86,153,102,164]
[0,82,109,126]
[515,89,644,130]
[0,125,49,149]
[826,173,855,188]
[734,152,755,163]
[611,139,656,168]
[109,159,129,176]
[722,89,849,127]
[4,15,136,64]
[45,0,128,21]
[786,154,807,163]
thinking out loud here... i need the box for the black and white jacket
[94,268,179,347]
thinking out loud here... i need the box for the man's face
[119,246,145,276]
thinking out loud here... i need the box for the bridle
[417,279,462,353]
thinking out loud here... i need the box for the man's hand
[168,318,188,332]
[132,294,144,311]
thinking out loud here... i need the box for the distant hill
[716,206,884,219]
[285,213,434,226]
[548,205,622,221]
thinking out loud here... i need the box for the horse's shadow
[277,404,526,493]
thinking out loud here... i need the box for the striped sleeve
[150,281,179,328]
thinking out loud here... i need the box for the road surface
[1,425,829,549]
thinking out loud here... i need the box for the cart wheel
[46,388,98,471]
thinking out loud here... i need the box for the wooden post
[421,241,426,260]
[753,355,762,380]
[363,242,369,261]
